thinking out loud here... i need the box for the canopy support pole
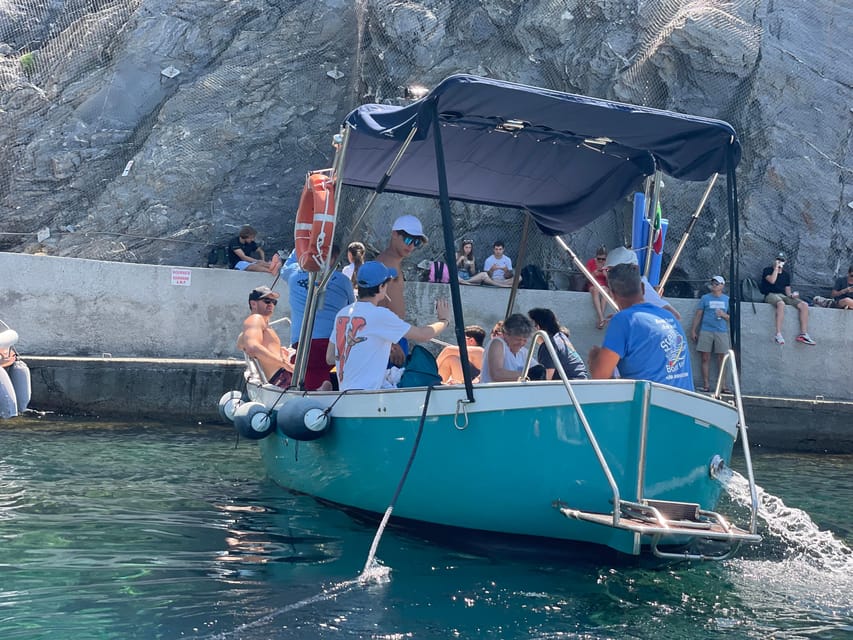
[431,102,474,403]
[642,169,663,278]
[504,213,531,319]
[555,236,619,312]
[656,173,719,294]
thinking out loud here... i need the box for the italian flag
[652,202,663,254]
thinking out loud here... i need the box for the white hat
[604,246,639,268]
[392,215,428,242]
[711,275,725,285]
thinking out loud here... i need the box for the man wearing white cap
[375,215,428,364]
[690,275,731,392]
[604,246,681,320]
[327,261,450,391]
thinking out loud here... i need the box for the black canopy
[342,74,740,235]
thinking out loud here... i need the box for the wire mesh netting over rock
[1,0,850,296]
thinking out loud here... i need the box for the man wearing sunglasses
[375,215,429,365]
[237,286,295,387]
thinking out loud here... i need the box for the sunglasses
[596,257,606,262]
[258,298,277,305]
[400,233,423,248]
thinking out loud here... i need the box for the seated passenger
[288,244,354,390]
[527,307,588,380]
[327,261,450,391]
[589,264,693,390]
[436,325,486,384]
[236,286,294,387]
[479,313,538,382]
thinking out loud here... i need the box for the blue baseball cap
[357,261,397,287]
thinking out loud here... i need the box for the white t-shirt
[479,336,535,383]
[641,275,666,308]
[483,254,513,280]
[331,301,411,390]
[342,264,355,279]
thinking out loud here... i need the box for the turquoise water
[0,418,850,639]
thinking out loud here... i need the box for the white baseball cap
[392,215,428,242]
[604,246,639,268]
[711,275,725,285]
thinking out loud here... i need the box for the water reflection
[0,418,850,640]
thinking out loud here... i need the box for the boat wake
[720,467,852,571]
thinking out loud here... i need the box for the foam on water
[720,467,852,572]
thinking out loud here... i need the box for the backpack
[740,277,763,313]
[428,260,450,283]
[398,345,442,388]
[519,264,548,290]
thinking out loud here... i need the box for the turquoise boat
[222,75,761,560]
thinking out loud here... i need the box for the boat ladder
[553,498,762,561]
[523,338,761,561]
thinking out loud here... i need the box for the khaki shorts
[697,330,731,354]
[764,292,801,306]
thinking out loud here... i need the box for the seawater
[0,418,850,640]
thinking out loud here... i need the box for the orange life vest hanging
[294,170,336,272]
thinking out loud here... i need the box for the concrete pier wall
[3,252,850,401]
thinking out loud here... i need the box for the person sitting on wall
[1,328,31,420]
[288,244,355,391]
[227,225,281,274]
[327,261,451,391]
[585,245,610,329]
[830,264,853,310]
[236,286,294,387]
[465,240,518,287]
[759,251,815,345]
[436,325,486,384]
[588,263,694,391]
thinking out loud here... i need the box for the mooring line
[203,386,434,638]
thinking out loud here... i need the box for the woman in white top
[341,241,365,288]
[479,313,538,382]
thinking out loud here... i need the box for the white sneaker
[774,333,785,345]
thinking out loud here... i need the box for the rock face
[1,0,850,290]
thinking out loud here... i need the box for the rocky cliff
[1,0,850,289]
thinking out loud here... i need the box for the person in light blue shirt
[690,275,731,392]
[589,264,693,391]
[288,245,355,390]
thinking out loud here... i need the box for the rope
[359,385,434,579]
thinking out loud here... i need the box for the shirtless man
[374,215,427,364]
[236,286,294,387]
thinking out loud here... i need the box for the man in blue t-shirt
[589,264,693,391]
[690,275,730,392]
[287,245,355,390]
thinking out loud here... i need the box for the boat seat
[243,353,269,386]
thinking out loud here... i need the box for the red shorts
[294,338,332,391]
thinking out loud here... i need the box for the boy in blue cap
[327,261,450,390]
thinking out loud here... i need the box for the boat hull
[254,380,739,555]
